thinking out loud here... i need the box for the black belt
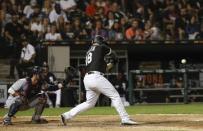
[87,71,104,76]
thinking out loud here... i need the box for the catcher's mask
[92,35,107,45]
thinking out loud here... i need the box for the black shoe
[60,115,66,126]
[31,118,48,124]
[3,117,12,125]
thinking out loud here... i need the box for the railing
[128,69,203,104]
[36,39,203,45]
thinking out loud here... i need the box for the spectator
[85,0,97,18]
[41,17,50,34]
[186,3,198,19]
[105,11,115,29]
[56,16,66,34]
[91,19,108,39]
[162,4,178,39]
[29,5,44,19]
[120,17,129,36]
[175,8,188,40]
[125,19,140,40]
[5,13,25,79]
[49,3,67,23]
[108,21,124,41]
[96,7,105,20]
[146,8,155,24]
[45,24,62,41]
[144,21,161,40]
[133,2,145,21]
[72,18,88,41]
[19,15,30,34]
[30,17,43,35]
[23,0,37,18]
[150,23,161,40]
[10,3,21,15]
[0,8,11,25]
[102,0,111,15]
[110,2,126,21]
[61,22,74,40]
[96,0,106,8]
[41,0,53,16]
[0,10,8,57]
[16,34,36,78]
[59,0,77,12]
[66,7,87,22]
[186,16,200,40]
[135,28,144,40]
[165,26,174,40]
[144,20,151,39]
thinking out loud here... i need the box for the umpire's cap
[92,35,107,45]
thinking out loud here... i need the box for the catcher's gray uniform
[3,77,47,125]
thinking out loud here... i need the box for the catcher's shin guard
[3,101,22,125]
[31,97,47,122]
[8,101,22,117]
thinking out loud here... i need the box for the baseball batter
[61,35,137,125]
[3,66,47,125]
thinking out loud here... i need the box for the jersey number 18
[86,52,92,65]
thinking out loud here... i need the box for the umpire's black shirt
[86,44,111,73]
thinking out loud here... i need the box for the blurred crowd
[0,0,202,45]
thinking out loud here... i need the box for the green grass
[1,103,203,117]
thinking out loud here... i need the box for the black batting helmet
[92,35,107,45]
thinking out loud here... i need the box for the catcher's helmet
[92,35,107,45]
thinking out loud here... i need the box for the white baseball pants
[63,72,130,121]
[47,89,61,107]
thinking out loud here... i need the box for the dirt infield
[1,114,203,131]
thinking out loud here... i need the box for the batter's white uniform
[63,71,129,121]
[62,42,131,122]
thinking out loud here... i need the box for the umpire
[3,66,48,125]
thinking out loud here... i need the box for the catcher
[3,66,48,125]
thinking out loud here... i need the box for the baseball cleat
[121,119,138,125]
[60,114,67,126]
